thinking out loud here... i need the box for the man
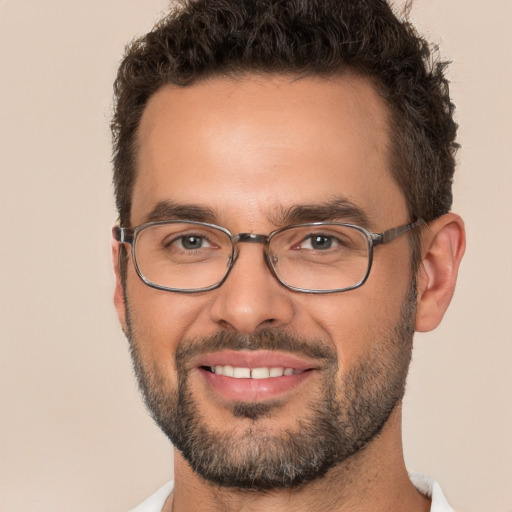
[111,0,465,510]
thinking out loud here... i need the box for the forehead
[132,74,407,228]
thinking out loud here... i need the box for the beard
[124,284,416,491]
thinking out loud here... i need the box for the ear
[112,235,127,332]
[415,213,466,332]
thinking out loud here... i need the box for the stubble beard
[124,284,416,491]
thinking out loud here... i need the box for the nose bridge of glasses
[234,233,269,245]
[230,232,274,269]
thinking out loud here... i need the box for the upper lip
[192,350,319,371]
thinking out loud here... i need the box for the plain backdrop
[0,1,511,511]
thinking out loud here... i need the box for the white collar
[130,474,453,512]
[409,472,454,512]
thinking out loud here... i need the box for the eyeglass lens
[133,222,371,292]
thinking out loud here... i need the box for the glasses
[113,219,424,294]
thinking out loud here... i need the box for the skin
[113,74,465,511]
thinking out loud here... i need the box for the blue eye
[309,235,333,250]
[299,234,338,250]
[174,235,212,250]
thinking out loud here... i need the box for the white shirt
[129,473,454,511]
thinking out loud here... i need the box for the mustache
[175,329,337,367]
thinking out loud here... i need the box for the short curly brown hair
[111,0,458,261]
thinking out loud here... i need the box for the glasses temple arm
[112,226,134,244]
[377,218,426,245]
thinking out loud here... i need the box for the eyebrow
[275,197,373,229]
[143,196,373,229]
[144,201,217,223]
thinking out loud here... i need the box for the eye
[169,234,213,251]
[298,234,339,250]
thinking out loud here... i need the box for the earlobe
[415,213,466,332]
[112,237,127,331]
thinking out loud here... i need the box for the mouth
[202,365,306,379]
[193,350,318,403]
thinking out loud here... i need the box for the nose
[209,243,295,333]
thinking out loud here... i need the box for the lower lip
[198,368,314,402]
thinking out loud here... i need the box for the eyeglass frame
[113,218,425,294]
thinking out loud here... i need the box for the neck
[164,406,430,512]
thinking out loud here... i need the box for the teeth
[251,367,270,379]
[210,365,302,379]
[222,364,234,377]
[233,367,251,378]
[269,367,284,377]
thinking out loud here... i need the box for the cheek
[124,268,213,366]
[299,250,412,364]
[368,237,413,304]
[298,293,379,365]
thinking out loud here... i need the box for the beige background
[0,1,510,511]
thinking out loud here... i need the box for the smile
[193,350,318,402]
[205,365,305,379]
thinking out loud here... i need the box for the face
[116,74,416,489]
